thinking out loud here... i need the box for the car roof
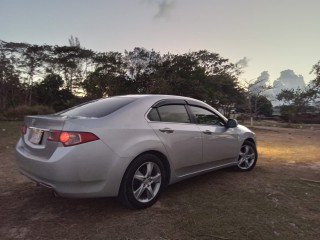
[111,94,220,113]
[111,94,200,102]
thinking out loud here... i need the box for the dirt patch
[252,126,320,166]
[0,122,319,240]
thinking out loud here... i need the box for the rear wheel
[235,141,257,171]
[119,153,165,209]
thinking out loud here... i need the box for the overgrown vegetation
[277,71,320,123]
[1,38,319,121]
[0,38,264,120]
[3,105,54,120]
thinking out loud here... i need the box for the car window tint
[58,97,136,118]
[157,105,190,123]
[190,106,224,126]
[147,108,160,121]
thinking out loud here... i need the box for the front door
[189,106,239,166]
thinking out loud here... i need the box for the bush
[280,105,320,123]
[3,105,55,120]
[279,105,296,122]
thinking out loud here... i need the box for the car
[15,94,258,209]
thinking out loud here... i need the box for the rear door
[147,103,202,176]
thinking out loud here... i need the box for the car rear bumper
[15,139,130,198]
[18,168,109,197]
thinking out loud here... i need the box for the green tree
[124,47,162,94]
[156,52,207,97]
[82,51,128,98]
[0,51,22,111]
[210,74,245,117]
[49,45,94,94]
[0,39,247,117]
[251,95,273,117]
[153,50,243,115]
[20,44,47,105]
[277,88,318,122]
[276,62,320,123]
[310,60,320,100]
[33,74,75,111]
[242,72,273,124]
[68,35,80,47]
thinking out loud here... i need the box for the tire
[119,153,165,209]
[235,140,258,171]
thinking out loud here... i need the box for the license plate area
[30,128,44,145]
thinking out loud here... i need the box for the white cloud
[260,69,306,105]
[273,69,305,94]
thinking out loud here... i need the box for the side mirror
[226,119,238,128]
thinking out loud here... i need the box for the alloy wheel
[238,144,256,170]
[132,162,162,203]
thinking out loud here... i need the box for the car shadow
[5,165,266,218]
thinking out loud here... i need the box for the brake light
[59,132,70,143]
[48,130,99,147]
[21,125,27,135]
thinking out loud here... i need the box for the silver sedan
[15,95,257,209]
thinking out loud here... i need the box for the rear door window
[57,97,136,118]
[147,108,161,121]
[156,105,191,123]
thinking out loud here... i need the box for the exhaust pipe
[36,181,59,196]
[52,191,59,197]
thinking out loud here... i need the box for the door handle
[159,128,174,134]
[203,130,212,135]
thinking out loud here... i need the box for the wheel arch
[244,137,256,145]
[119,150,171,195]
[145,150,171,186]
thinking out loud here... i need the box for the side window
[190,106,224,126]
[157,105,191,123]
[147,108,160,121]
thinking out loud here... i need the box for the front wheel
[235,141,257,171]
[119,154,165,209]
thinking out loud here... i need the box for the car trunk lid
[20,115,67,160]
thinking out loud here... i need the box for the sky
[1,0,320,85]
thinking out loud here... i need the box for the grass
[0,121,21,153]
[239,119,320,130]
[164,167,319,240]
[0,121,21,136]
[0,121,319,240]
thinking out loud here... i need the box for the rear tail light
[48,130,99,146]
[21,124,27,135]
[48,130,60,141]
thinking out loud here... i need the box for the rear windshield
[57,97,136,118]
